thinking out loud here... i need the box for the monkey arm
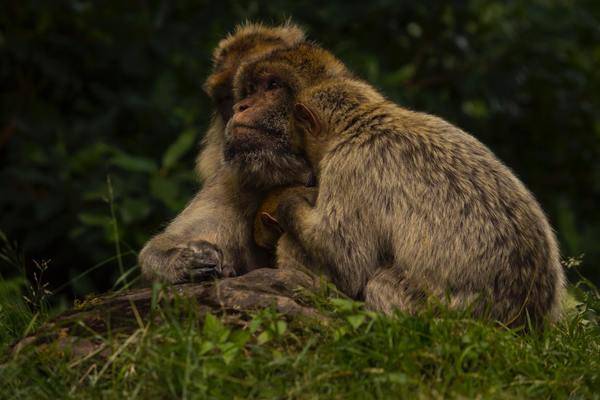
[276,191,370,298]
[275,186,319,238]
[276,191,313,239]
[275,151,376,298]
[139,168,262,283]
[275,186,338,276]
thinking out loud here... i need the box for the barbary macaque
[232,43,566,326]
[253,185,316,251]
[138,22,312,283]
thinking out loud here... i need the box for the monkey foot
[179,240,223,282]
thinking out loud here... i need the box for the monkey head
[253,186,289,250]
[254,185,318,250]
[203,22,305,124]
[226,43,351,186]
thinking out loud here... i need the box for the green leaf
[199,341,215,355]
[230,330,251,347]
[275,320,287,336]
[249,316,262,333]
[120,198,151,224]
[386,372,408,384]
[346,314,366,330]
[257,331,272,345]
[271,349,284,363]
[150,175,181,211]
[461,99,489,119]
[384,64,415,86]
[78,213,112,227]
[203,313,228,341]
[219,342,239,365]
[330,298,356,312]
[162,128,197,171]
[406,22,422,38]
[111,151,157,173]
[69,142,112,173]
[333,326,349,341]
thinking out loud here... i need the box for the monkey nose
[234,98,253,113]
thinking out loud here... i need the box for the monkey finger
[187,240,222,265]
[188,255,222,275]
[188,267,221,282]
[187,239,223,257]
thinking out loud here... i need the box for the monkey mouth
[230,124,262,139]
[224,123,290,163]
[232,123,260,131]
[231,124,281,138]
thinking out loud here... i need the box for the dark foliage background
[1,0,599,302]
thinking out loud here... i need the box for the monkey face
[203,26,305,124]
[228,43,354,170]
[222,70,313,189]
[204,61,268,124]
[224,42,353,188]
[226,73,295,158]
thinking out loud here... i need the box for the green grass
[0,282,599,399]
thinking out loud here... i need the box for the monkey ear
[294,103,321,137]
[260,212,284,234]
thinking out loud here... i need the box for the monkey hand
[275,186,318,234]
[168,239,225,283]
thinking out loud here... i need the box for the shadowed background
[1,0,598,304]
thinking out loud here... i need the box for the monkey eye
[265,77,281,91]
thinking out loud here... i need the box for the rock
[11,268,325,357]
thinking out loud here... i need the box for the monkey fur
[233,43,566,327]
[138,22,311,283]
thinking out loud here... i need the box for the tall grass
[0,268,598,399]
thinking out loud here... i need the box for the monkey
[230,42,566,327]
[254,187,291,251]
[253,185,316,251]
[138,22,313,283]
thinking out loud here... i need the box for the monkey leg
[275,233,332,280]
[364,267,502,319]
[363,267,427,315]
[365,267,546,326]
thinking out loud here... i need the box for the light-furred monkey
[231,43,565,327]
[139,23,313,283]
